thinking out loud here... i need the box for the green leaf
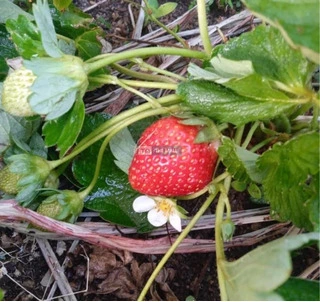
[43,98,85,157]
[53,0,73,11]
[177,80,297,126]
[0,111,43,158]
[276,277,320,301]
[32,0,63,58]
[242,0,319,64]
[109,127,136,174]
[218,136,263,185]
[50,4,96,40]
[221,232,319,301]
[0,24,19,81]
[153,3,178,19]
[72,113,153,232]
[213,25,316,87]
[0,0,34,23]
[188,56,254,83]
[257,132,319,231]
[75,29,104,60]
[5,15,47,59]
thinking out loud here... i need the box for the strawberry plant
[0,0,319,300]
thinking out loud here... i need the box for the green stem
[143,0,188,48]
[84,47,207,75]
[215,189,228,301]
[137,192,218,301]
[111,63,178,83]
[90,75,177,90]
[234,125,245,145]
[241,121,260,149]
[249,136,275,153]
[311,98,320,131]
[49,105,181,170]
[75,94,182,151]
[197,0,212,56]
[89,75,161,107]
[132,58,187,82]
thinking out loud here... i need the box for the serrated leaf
[218,136,263,186]
[188,56,254,83]
[53,0,73,11]
[213,25,316,88]
[43,98,85,157]
[177,80,298,126]
[257,131,319,231]
[276,277,320,301]
[109,127,136,174]
[153,3,178,19]
[50,3,95,40]
[5,15,47,59]
[0,111,43,157]
[72,113,153,232]
[242,0,319,64]
[221,232,319,301]
[32,0,62,58]
[0,0,34,23]
[0,24,19,81]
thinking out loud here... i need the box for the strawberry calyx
[36,190,84,224]
[5,154,55,206]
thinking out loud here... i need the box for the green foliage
[0,24,19,81]
[72,113,153,232]
[221,232,319,300]
[109,127,136,174]
[275,277,320,301]
[43,98,85,157]
[242,0,319,63]
[258,132,319,231]
[0,111,45,158]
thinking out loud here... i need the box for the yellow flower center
[155,198,174,215]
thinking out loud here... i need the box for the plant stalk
[137,191,218,301]
[197,0,212,56]
[84,47,207,75]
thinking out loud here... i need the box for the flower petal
[133,196,156,213]
[169,212,182,232]
[147,208,168,227]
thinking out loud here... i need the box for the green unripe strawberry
[36,190,84,224]
[0,166,21,195]
[1,67,37,117]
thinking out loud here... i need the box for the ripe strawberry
[128,116,219,196]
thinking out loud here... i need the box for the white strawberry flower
[133,196,186,232]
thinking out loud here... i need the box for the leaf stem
[84,47,207,75]
[143,0,188,48]
[234,125,245,145]
[197,0,212,56]
[132,58,187,82]
[74,94,182,151]
[89,75,177,90]
[137,191,218,301]
[111,63,178,83]
[241,121,260,148]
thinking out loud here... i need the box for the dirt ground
[0,1,319,301]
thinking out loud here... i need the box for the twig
[0,200,287,254]
[36,238,77,301]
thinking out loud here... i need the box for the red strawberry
[128,116,219,196]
